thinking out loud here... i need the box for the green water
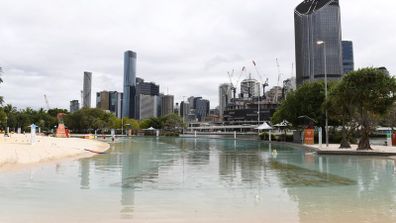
[1,137,396,223]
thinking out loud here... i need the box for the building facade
[83,71,92,108]
[161,94,174,117]
[70,100,80,113]
[342,40,354,74]
[136,94,160,120]
[96,91,123,118]
[122,51,137,118]
[135,79,160,120]
[294,0,343,86]
[195,98,210,122]
[96,91,110,110]
[240,76,261,98]
[219,83,233,118]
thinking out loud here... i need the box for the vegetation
[0,99,184,135]
[0,67,3,106]
[328,68,396,150]
[272,81,329,127]
[272,67,396,150]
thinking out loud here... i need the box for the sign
[304,128,315,145]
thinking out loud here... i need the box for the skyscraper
[294,0,343,86]
[96,91,123,117]
[70,100,80,113]
[219,83,232,118]
[123,51,137,118]
[342,40,354,74]
[83,71,92,108]
[96,91,110,110]
[161,94,174,117]
[135,79,160,120]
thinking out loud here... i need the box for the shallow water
[1,137,396,223]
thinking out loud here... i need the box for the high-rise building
[294,0,343,86]
[135,79,160,120]
[96,91,110,110]
[180,101,190,121]
[70,100,80,113]
[161,94,174,117]
[96,91,123,117]
[83,71,92,108]
[136,94,160,120]
[123,51,137,118]
[195,98,210,122]
[342,40,354,74]
[219,83,233,118]
[240,75,261,98]
[116,92,123,118]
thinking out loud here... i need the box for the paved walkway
[305,144,396,156]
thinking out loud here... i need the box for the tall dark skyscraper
[83,71,92,108]
[294,0,343,86]
[342,40,354,74]
[122,51,137,118]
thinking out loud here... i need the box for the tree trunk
[358,124,372,150]
[339,122,351,149]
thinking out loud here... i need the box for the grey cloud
[0,0,395,109]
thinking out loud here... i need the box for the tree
[0,67,3,105]
[331,68,396,150]
[272,81,327,127]
[162,113,184,131]
[327,81,359,148]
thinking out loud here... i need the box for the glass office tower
[122,51,137,118]
[294,0,343,86]
[342,40,354,74]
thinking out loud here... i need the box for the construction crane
[252,60,269,98]
[44,94,50,110]
[274,58,285,104]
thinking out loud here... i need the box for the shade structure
[273,120,291,127]
[145,127,156,131]
[256,122,273,130]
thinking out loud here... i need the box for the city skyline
[1,0,395,109]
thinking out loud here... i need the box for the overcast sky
[0,0,395,110]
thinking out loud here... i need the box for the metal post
[234,131,237,139]
[318,127,322,149]
[269,130,272,142]
[323,43,329,148]
[121,117,123,136]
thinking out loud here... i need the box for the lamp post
[317,40,329,148]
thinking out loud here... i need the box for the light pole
[317,40,329,148]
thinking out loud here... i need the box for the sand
[0,134,110,169]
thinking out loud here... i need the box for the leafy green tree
[331,68,396,150]
[140,117,163,129]
[162,113,184,131]
[64,108,115,133]
[272,81,327,127]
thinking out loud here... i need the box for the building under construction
[220,61,292,125]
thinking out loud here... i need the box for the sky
[0,0,395,110]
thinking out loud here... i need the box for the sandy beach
[0,134,110,169]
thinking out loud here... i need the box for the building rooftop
[295,0,338,15]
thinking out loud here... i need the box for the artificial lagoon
[0,137,395,222]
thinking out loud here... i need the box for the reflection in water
[79,159,90,189]
[3,137,396,222]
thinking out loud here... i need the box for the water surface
[0,137,395,223]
